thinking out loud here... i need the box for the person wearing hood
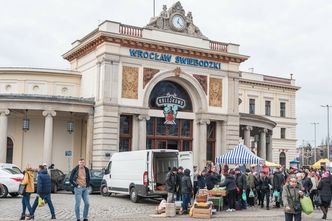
[28,165,56,220]
[20,166,35,220]
[220,172,237,211]
[317,171,332,219]
[181,169,193,214]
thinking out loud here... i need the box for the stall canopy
[215,144,265,165]
[312,158,329,169]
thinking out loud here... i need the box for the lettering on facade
[129,49,221,70]
[156,93,185,125]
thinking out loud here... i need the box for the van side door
[178,151,194,183]
[103,161,112,190]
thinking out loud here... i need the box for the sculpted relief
[209,78,223,107]
[122,66,139,99]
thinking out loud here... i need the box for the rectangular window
[249,99,255,114]
[119,115,132,152]
[281,128,286,139]
[265,100,271,116]
[206,122,216,162]
[280,102,286,117]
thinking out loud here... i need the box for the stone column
[85,114,94,168]
[266,131,273,162]
[259,129,267,160]
[244,126,252,147]
[198,119,210,170]
[0,109,10,163]
[215,121,222,158]
[42,110,56,166]
[220,121,227,155]
[138,115,150,150]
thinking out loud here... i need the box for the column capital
[0,109,10,116]
[242,125,253,131]
[42,110,56,117]
[259,128,268,134]
[197,119,210,125]
[138,114,150,121]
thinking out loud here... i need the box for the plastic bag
[249,189,255,198]
[273,190,280,202]
[300,196,314,215]
[38,196,45,207]
[242,191,247,201]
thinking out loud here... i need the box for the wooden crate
[192,207,212,219]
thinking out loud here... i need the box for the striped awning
[215,144,265,165]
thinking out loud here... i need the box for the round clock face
[171,14,185,31]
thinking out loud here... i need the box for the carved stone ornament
[193,74,207,94]
[174,67,181,77]
[209,78,223,107]
[145,1,208,39]
[122,66,139,99]
[143,67,159,88]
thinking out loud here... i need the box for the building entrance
[146,117,193,151]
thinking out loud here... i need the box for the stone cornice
[63,32,249,64]
[239,78,300,91]
[0,67,81,77]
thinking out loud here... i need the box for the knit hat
[322,171,329,178]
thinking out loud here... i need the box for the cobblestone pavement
[0,191,329,221]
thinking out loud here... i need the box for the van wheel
[100,184,110,197]
[130,187,140,203]
[10,193,19,197]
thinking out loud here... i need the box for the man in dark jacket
[181,169,192,214]
[220,173,237,211]
[257,171,271,210]
[235,168,247,209]
[165,167,177,203]
[70,158,91,221]
[28,165,56,220]
[176,166,184,201]
[272,167,285,208]
[206,167,220,190]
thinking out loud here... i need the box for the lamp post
[321,105,332,161]
[311,122,319,163]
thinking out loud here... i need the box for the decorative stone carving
[143,68,159,88]
[122,66,139,99]
[209,78,223,107]
[146,1,207,39]
[174,67,181,77]
[193,74,207,94]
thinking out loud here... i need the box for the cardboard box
[192,208,212,219]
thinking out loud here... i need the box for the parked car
[34,168,66,193]
[0,168,24,198]
[100,149,193,203]
[63,169,104,194]
[0,163,22,174]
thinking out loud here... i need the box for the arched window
[149,80,193,111]
[6,137,13,164]
[279,151,286,166]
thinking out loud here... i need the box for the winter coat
[302,176,313,193]
[37,169,51,195]
[282,183,302,214]
[257,176,271,192]
[197,175,207,189]
[272,172,284,191]
[22,169,35,193]
[206,172,219,190]
[181,169,193,194]
[220,175,236,192]
[317,177,332,203]
[69,165,91,188]
[176,172,184,192]
[246,173,255,189]
[235,173,247,190]
[165,171,177,193]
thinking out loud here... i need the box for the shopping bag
[242,191,247,201]
[38,196,45,207]
[300,196,314,215]
[249,189,255,198]
[313,194,321,206]
[18,184,26,195]
[273,190,280,202]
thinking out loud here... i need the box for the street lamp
[311,122,319,163]
[321,105,332,161]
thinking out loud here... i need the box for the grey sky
[1,0,331,147]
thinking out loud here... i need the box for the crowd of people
[165,163,332,221]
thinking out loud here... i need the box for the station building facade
[0,2,299,171]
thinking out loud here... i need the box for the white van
[100,149,193,203]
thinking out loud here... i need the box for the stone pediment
[146,1,208,39]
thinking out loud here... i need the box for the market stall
[312,158,329,169]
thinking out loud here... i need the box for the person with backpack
[28,165,56,220]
